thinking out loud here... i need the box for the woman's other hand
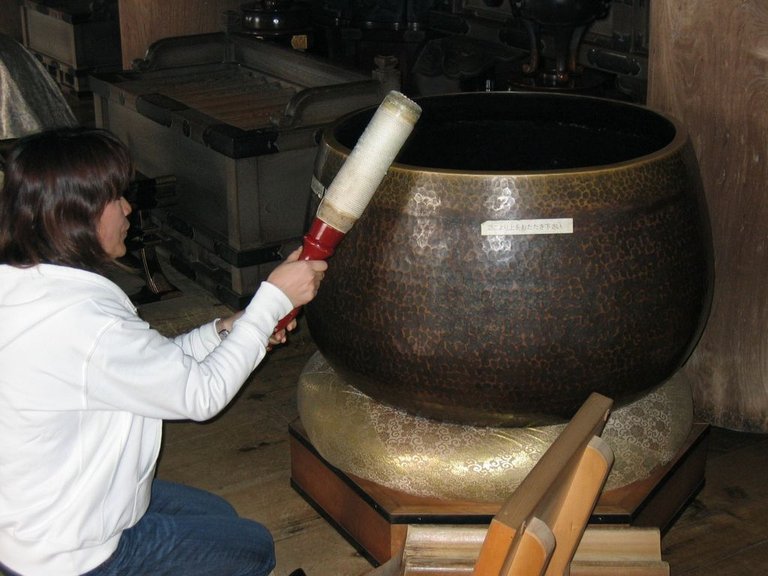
[268,318,298,349]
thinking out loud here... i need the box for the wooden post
[648,0,768,432]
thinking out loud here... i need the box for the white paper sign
[480,218,574,236]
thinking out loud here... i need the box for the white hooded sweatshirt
[0,263,292,575]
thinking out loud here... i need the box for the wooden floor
[118,258,768,576]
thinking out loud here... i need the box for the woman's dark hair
[0,127,132,272]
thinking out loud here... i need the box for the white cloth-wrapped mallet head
[316,90,422,233]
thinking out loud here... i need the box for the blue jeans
[80,479,275,576]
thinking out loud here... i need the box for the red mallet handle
[273,219,345,333]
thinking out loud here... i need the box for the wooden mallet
[274,90,422,332]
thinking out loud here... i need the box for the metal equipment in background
[312,0,650,102]
[19,0,122,94]
[26,0,650,306]
[90,32,388,308]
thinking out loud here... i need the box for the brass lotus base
[290,420,709,566]
[297,352,696,502]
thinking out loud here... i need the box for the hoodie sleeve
[83,281,294,421]
[171,321,221,361]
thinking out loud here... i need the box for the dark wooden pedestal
[289,421,710,565]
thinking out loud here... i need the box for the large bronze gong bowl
[305,92,713,426]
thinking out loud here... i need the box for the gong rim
[321,91,689,177]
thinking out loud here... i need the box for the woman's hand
[268,318,298,349]
[218,248,325,349]
[266,247,328,308]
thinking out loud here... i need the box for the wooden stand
[289,421,709,565]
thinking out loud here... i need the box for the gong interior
[333,92,677,172]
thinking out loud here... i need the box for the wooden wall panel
[648,1,768,431]
[117,0,242,68]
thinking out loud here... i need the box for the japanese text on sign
[480,218,574,236]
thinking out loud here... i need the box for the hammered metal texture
[305,92,713,425]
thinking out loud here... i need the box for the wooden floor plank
[662,434,768,574]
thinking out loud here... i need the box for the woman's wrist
[215,311,244,340]
[215,318,230,340]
